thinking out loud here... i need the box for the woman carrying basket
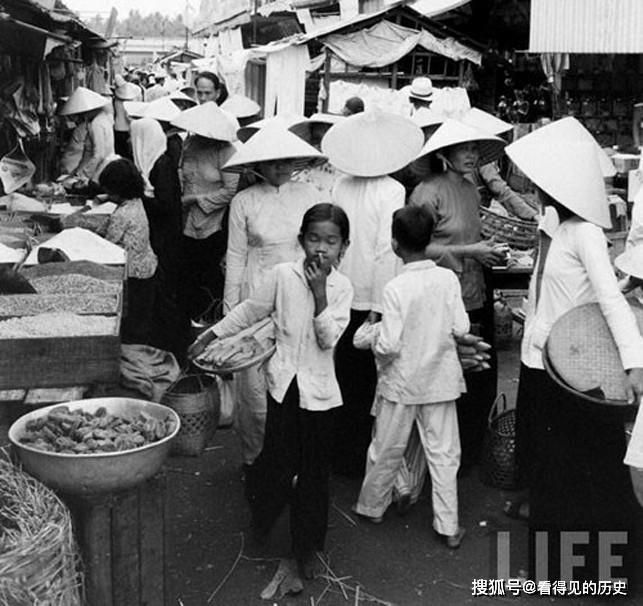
[506,117,643,584]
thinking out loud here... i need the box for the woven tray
[480,207,537,250]
[193,342,276,375]
[545,299,643,406]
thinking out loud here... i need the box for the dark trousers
[456,301,498,468]
[180,230,226,321]
[121,274,156,346]
[333,309,377,477]
[245,380,333,559]
[517,364,639,584]
[114,130,131,160]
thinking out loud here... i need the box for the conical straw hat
[170,101,239,142]
[59,86,109,115]
[615,245,643,279]
[322,111,424,177]
[143,97,182,123]
[223,122,325,174]
[461,107,512,136]
[506,123,611,228]
[169,90,197,106]
[123,101,148,119]
[415,119,505,167]
[508,117,615,178]
[412,107,445,129]
[237,113,309,143]
[308,112,345,127]
[220,94,261,118]
[113,75,140,101]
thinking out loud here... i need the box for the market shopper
[352,206,469,549]
[322,111,424,478]
[170,101,239,322]
[506,118,643,583]
[189,203,353,584]
[409,120,508,473]
[112,75,142,159]
[131,118,187,359]
[222,123,324,467]
[59,86,114,185]
[195,71,228,105]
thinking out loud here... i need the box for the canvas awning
[321,19,481,67]
[529,0,643,54]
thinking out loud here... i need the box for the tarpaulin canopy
[321,19,481,67]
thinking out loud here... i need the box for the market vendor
[409,119,508,473]
[58,86,115,186]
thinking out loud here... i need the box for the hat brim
[615,247,643,279]
[223,156,325,174]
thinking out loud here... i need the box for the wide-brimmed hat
[169,90,197,107]
[143,96,182,123]
[409,77,433,102]
[322,111,423,177]
[237,113,309,143]
[505,119,611,228]
[170,101,238,142]
[508,116,615,178]
[415,119,505,166]
[615,246,643,279]
[59,86,109,115]
[412,107,445,130]
[462,107,512,136]
[123,101,148,119]
[113,75,140,101]
[223,122,325,174]
[220,94,261,119]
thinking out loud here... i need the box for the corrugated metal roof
[529,0,643,53]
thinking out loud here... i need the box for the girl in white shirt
[506,120,643,583]
[190,203,353,583]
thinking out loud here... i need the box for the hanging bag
[0,139,35,194]
[480,393,522,490]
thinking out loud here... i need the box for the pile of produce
[0,293,119,316]
[18,405,179,454]
[0,312,117,338]
[0,457,81,605]
[31,273,120,295]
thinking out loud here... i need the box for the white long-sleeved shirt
[332,175,404,313]
[76,110,114,182]
[371,260,469,404]
[213,260,353,411]
[522,215,643,370]
[224,181,320,312]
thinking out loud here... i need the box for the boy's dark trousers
[244,379,333,559]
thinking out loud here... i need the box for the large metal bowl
[9,398,180,495]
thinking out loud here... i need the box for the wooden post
[322,48,331,113]
[391,62,398,90]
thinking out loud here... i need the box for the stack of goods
[0,457,81,605]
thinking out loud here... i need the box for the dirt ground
[164,336,643,606]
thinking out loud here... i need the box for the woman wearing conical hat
[169,102,240,322]
[409,120,509,473]
[321,110,424,478]
[506,118,643,583]
[59,86,114,185]
[221,123,325,469]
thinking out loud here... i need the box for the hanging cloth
[264,45,310,117]
[131,118,167,197]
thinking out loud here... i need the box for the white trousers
[355,399,460,535]
[233,365,267,465]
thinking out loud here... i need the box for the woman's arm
[223,193,249,312]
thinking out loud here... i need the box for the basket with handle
[161,372,220,456]
[480,207,537,250]
[480,393,522,490]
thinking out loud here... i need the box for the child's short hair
[300,203,350,242]
[99,158,144,200]
[392,206,434,252]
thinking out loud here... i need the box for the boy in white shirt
[352,205,469,548]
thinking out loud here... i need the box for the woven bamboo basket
[0,457,82,605]
[480,207,537,250]
[161,374,220,456]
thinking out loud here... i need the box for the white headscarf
[131,118,167,197]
